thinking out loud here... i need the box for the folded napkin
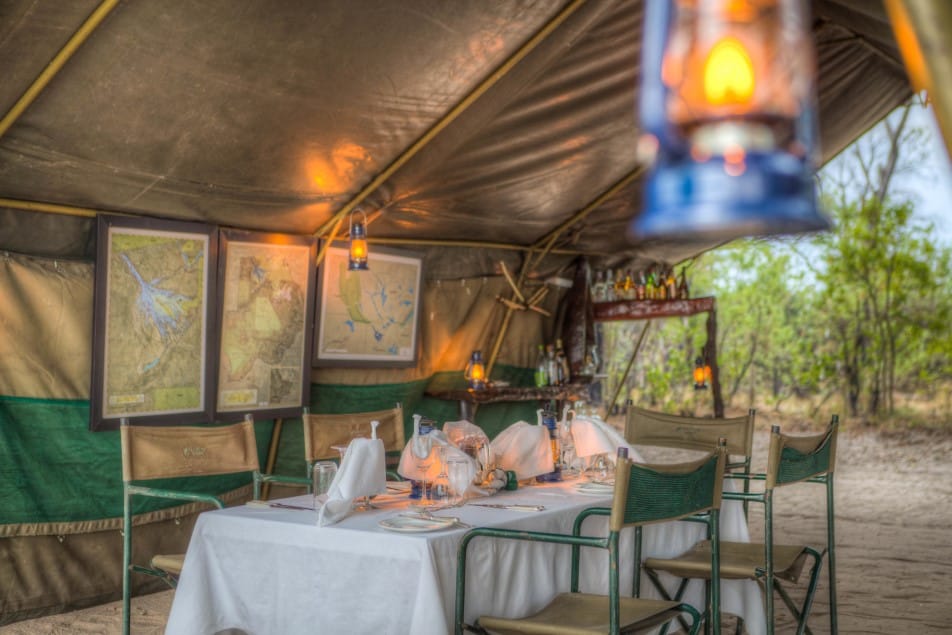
[318,437,386,527]
[490,420,553,481]
[570,415,633,461]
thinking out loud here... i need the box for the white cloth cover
[318,437,386,526]
[570,415,632,460]
[490,420,553,480]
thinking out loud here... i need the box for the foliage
[597,103,952,424]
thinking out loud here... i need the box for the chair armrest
[126,484,226,509]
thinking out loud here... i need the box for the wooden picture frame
[214,229,317,421]
[90,215,217,430]
[313,243,423,368]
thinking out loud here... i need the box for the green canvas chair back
[120,418,261,635]
[456,446,728,635]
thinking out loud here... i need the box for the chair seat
[645,540,809,583]
[477,592,686,635]
[150,553,185,576]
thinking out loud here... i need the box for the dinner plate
[378,515,457,533]
[575,481,614,496]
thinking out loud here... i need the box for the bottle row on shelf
[591,266,689,303]
[534,339,571,388]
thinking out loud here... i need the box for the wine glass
[446,458,472,506]
[312,461,337,510]
[434,445,450,505]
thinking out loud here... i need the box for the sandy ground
[3,423,951,634]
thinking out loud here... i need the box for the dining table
[165,477,766,635]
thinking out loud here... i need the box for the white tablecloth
[165,481,765,635]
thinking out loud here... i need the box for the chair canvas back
[121,420,260,482]
[609,448,726,533]
[302,405,405,462]
[625,405,754,459]
[766,422,838,490]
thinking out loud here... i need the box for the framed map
[215,229,317,420]
[90,215,217,430]
[313,244,422,367]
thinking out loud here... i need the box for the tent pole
[260,418,284,500]
[0,0,122,140]
[885,0,952,155]
[602,321,651,420]
[313,0,590,239]
[0,197,100,218]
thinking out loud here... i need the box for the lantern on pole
[631,0,830,242]
[693,356,708,390]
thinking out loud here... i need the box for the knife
[246,500,315,511]
[467,503,545,512]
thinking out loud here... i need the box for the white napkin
[397,429,479,483]
[490,420,553,480]
[318,437,386,527]
[570,415,632,461]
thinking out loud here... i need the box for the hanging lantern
[693,356,708,390]
[631,0,830,242]
[464,350,487,391]
[348,210,369,271]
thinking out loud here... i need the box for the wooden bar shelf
[425,383,590,406]
[592,296,715,322]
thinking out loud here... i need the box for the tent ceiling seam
[311,0,590,240]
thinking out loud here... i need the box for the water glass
[312,461,338,508]
[447,459,472,505]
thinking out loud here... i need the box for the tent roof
[0,0,912,269]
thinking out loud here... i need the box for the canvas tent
[0,0,913,623]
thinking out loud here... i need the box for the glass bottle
[555,338,570,385]
[535,409,563,483]
[636,271,646,300]
[604,269,615,301]
[534,344,549,387]
[545,344,558,387]
[666,268,677,300]
[678,268,690,299]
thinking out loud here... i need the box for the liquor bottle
[604,269,615,301]
[613,268,625,301]
[646,270,656,300]
[536,409,562,483]
[555,338,570,385]
[622,269,635,300]
[636,271,646,300]
[534,344,548,387]
[545,344,558,386]
[591,269,604,302]
[666,268,677,300]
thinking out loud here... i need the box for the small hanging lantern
[348,210,369,271]
[464,350,487,391]
[693,356,708,390]
[631,0,830,242]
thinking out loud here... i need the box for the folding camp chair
[302,404,406,483]
[625,405,756,516]
[120,415,306,635]
[455,446,727,635]
[643,417,839,635]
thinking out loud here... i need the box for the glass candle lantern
[348,210,369,271]
[464,350,487,390]
[632,0,830,242]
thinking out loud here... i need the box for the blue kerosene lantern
[631,0,830,242]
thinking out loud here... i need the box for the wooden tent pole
[706,307,725,417]
[260,417,284,500]
[313,0,589,239]
[603,320,651,419]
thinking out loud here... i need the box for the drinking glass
[447,459,472,505]
[312,461,338,509]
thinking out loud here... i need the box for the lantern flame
[703,37,755,107]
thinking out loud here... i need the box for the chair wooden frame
[643,417,839,635]
[455,447,727,635]
[120,416,307,635]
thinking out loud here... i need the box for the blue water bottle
[536,409,563,483]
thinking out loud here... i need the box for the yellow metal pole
[0,197,101,218]
[0,0,122,140]
[885,0,952,156]
[313,0,590,238]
